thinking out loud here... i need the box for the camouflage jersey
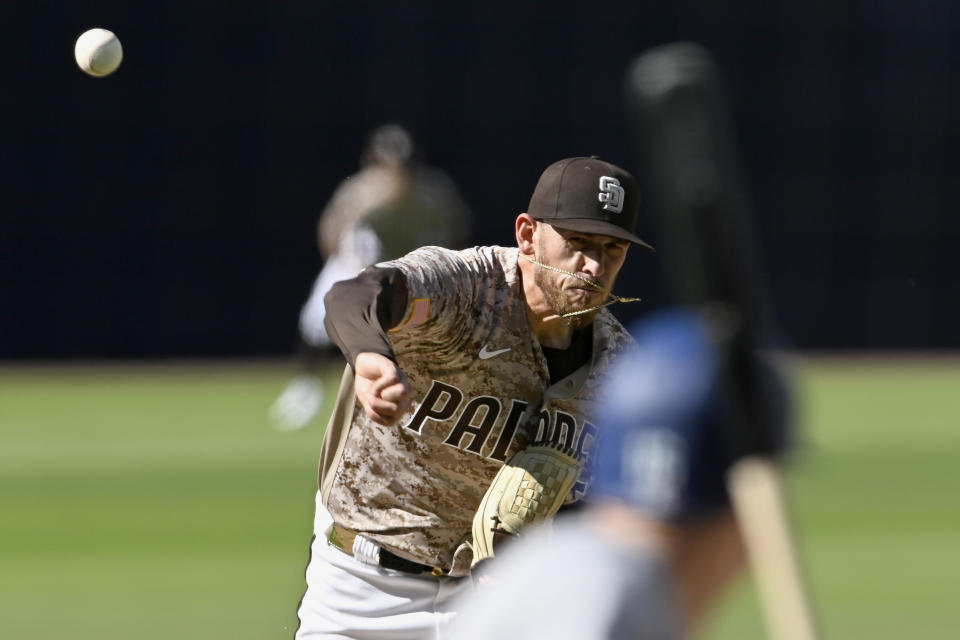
[318,245,636,576]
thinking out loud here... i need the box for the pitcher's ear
[516,213,537,254]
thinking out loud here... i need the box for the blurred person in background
[270,124,472,430]
[449,307,792,639]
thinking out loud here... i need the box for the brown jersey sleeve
[323,265,410,367]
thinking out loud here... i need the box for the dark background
[4,1,958,359]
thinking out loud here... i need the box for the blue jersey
[590,308,788,521]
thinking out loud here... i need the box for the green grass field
[2,357,958,639]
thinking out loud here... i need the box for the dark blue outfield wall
[4,1,958,357]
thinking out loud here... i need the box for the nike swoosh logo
[478,345,511,360]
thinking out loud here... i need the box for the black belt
[328,523,445,576]
[378,548,437,575]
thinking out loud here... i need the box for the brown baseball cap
[528,156,653,250]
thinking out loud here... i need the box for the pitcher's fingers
[364,398,403,425]
[380,381,409,403]
[371,372,404,395]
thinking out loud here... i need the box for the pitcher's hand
[353,352,413,426]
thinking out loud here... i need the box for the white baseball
[74,28,123,77]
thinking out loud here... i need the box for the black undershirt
[540,326,592,383]
[323,266,409,367]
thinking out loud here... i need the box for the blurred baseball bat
[624,42,818,640]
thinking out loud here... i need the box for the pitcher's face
[533,223,630,327]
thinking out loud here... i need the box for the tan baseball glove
[470,441,583,568]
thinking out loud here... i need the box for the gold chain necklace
[519,254,642,317]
